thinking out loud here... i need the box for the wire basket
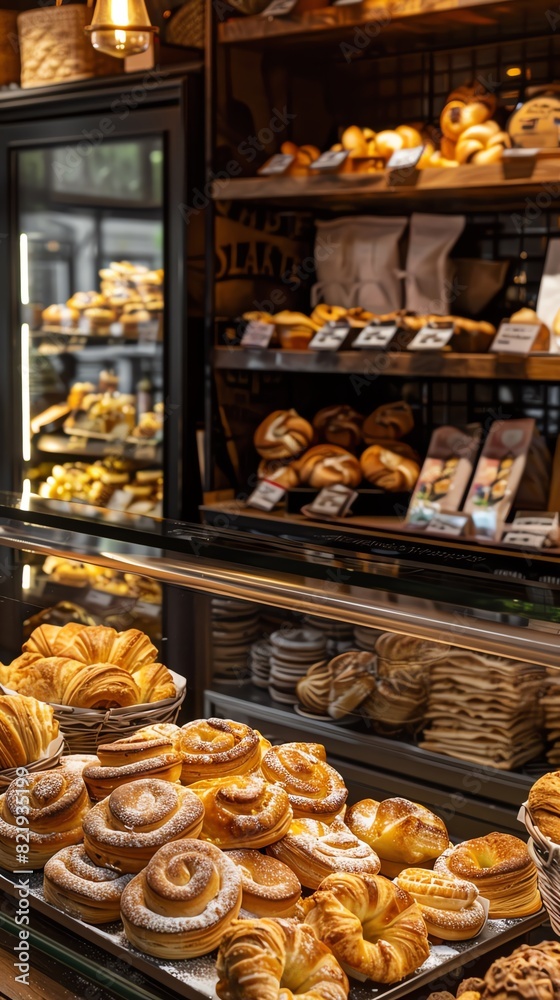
[519,801,560,935]
[0,10,19,87]
[17,0,121,90]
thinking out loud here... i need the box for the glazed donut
[303,872,430,983]
[0,766,91,871]
[310,304,348,326]
[121,839,242,959]
[175,718,267,784]
[312,405,364,452]
[360,444,420,491]
[189,774,293,849]
[225,849,302,918]
[394,868,486,941]
[257,458,300,489]
[362,401,414,443]
[83,733,182,801]
[254,409,314,461]
[434,833,542,918]
[268,816,381,890]
[261,742,347,822]
[345,797,449,877]
[295,445,362,489]
[43,844,133,924]
[216,917,349,1000]
[82,778,204,873]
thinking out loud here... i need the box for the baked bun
[360,444,420,491]
[225,850,302,917]
[528,771,560,843]
[395,868,486,941]
[261,742,347,822]
[434,833,541,918]
[175,718,267,784]
[295,444,362,489]
[254,409,314,461]
[189,774,293,849]
[216,916,349,1000]
[312,405,364,451]
[296,660,332,716]
[268,816,381,889]
[510,308,550,351]
[42,304,79,327]
[310,304,348,326]
[345,797,449,876]
[327,650,376,719]
[121,839,242,959]
[0,693,59,768]
[362,401,414,443]
[0,766,91,871]
[303,871,430,983]
[257,458,300,489]
[82,733,182,801]
[43,844,133,924]
[82,778,204,873]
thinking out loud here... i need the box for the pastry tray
[0,868,546,1000]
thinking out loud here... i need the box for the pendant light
[85,0,157,58]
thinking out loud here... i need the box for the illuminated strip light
[20,233,29,305]
[21,323,30,462]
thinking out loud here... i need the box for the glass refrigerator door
[18,136,164,515]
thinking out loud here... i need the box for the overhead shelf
[36,433,162,463]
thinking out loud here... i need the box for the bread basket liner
[0,734,64,789]
[519,801,560,934]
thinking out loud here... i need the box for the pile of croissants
[0,693,59,769]
[254,401,420,493]
[0,717,543,997]
[0,624,176,708]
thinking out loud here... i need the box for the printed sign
[258,154,295,176]
[490,322,542,355]
[308,322,351,351]
[241,321,275,348]
[407,325,454,351]
[246,479,286,511]
[309,150,349,172]
[387,145,424,171]
[308,484,357,518]
[352,323,397,349]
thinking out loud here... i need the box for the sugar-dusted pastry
[121,839,242,958]
[346,797,449,876]
[189,774,293,849]
[362,401,414,443]
[82,732,182,801]
[44,844,133,923]
[360,444,420,491]
[0,693,59,769]
[175,718,267,784]
[313,405,364,452]
[327,650,376,720]
[225,849,302,918]
[268,816,381,889]
[254,409,314,461]
[434,832,541,918]
[395,868,486,941]
[295,444,362,489]
[261,742,347,822]
[82,778,204,873]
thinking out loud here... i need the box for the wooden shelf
[213,346,560,379]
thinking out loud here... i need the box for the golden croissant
[0,693,59,768]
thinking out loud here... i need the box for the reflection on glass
[18,136,164,518]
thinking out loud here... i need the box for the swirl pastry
[175,718,267,784]
[346,797,449,876]
[327,651,376,720]
[254,409,313,461]
[434,832,541,918]
[121,839,242,958]
[0,767,91,870]
[188,774,291,849]
[268,816,381,889]
[362,401,414,444]
[295,445,362,489]
[225,849,301,917]
[0,693,59,768]
[296,660,332,716]
[360,445,420,491]
[261,743,347,822]
[313,405,364,452]
[82,778,204,873]
[303,872,430,984]
[82,733,182,801]
[394,868,486,941]
[216,917,349,1000]
[44,844,133,923]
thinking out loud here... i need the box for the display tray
[62,419,162,448]
[0,868,546,1000]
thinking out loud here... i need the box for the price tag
[258,154,294,176]
[240,321,275,348]
[134,600,161,620]
[138,321,159,344]
[426,512,470,537]
[309,150,349,172]
[352,323,397,349]
[86,589,114,610]
[503,147,539,158]
[246,479,286,511]
[387,145,424,171]
[259,0,298,14]
[490,322,542,355]
[308,321,351,351]
[502,530,547,550]
[307,484,357,518]
[407,325,454,351]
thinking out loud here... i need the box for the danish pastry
[261,742,347,822]
[268,816,381,889]
[360,444,420,491]
[295,445,362,489]
[189,774,293,849]
[395,868,486,941]
[362,401,414,443]
[345,797,449,876]
[43,844,133,924]
[312,405,364,452]
[254,409,314,461]
[257,458,300,489]
[434,833,541,918]
[82,732,182,801]
[175,718,267,784]
[225,849,302,917]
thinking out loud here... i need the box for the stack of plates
[268,627,327,704]
[249,639,273,689]
[353,625,383,652]
[303,615,355,656]
[211,598,261,684]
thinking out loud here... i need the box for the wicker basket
[519,801,560,933]
[0,735,64,789]
[18,0,122,90]
[0,10,19,87]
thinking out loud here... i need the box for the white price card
[258,154,295,176]
[246,479,286,511]
[352,323,397,349]
[308,483,357,518]
[426,512,470,537]
[407,325,454,351]
[387,145,424,171]
[308,321,350,351]
[86,590,114,610]
[240,321,275,348]
[490,322,542,355]
[502,530,547,550]
[309,150,349,172]
[503,147,539,159]
[134,600,161,620]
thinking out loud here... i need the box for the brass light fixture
[85,0,157,58]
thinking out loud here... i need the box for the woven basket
[0,735,64,790]
[18,0,122,90]
[519,802,560,934]
[0,10,19,87]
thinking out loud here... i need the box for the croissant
[132,663,176,702]
[23,623,158,672]
[346,797,449,877]
[0,694,59,768]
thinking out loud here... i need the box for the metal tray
[0,868,546,1000]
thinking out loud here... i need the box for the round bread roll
[360,444,420,491]
[362,400,414,443]
[296,444,362,489]
[375,130,404,159]
[396,125,423,148]
[312,405,364,452]
[254,409,314,461]
[510,308,550,351]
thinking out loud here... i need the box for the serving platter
[0,868,546,1000]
